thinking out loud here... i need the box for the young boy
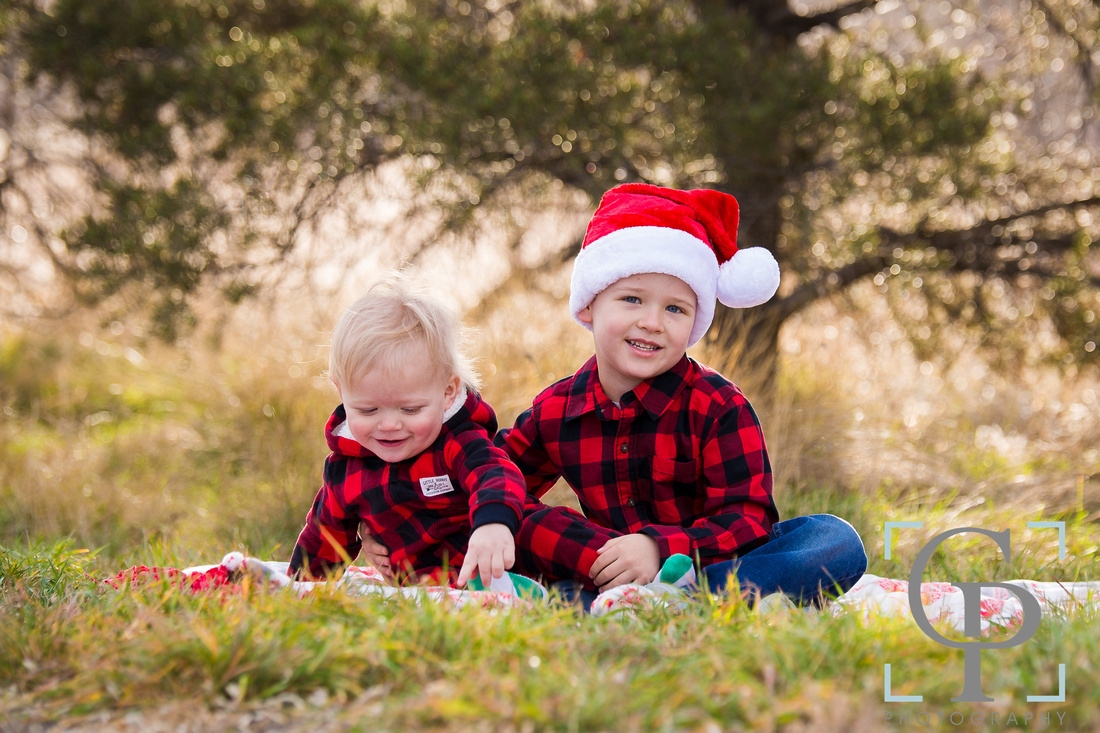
[288,279,535,592]
[497,183,868,607]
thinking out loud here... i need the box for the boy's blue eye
[357,408,377,416]
[401,407,423,415]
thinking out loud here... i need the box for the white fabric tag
[420,475,455,497]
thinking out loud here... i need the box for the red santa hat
[569,183,781,346]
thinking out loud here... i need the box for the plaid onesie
[290,389,526,581]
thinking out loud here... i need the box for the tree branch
[779,193,1100,319]
[929,195,1100,240]
[722,0,880,41]
[777,252,889,320]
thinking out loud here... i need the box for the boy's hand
[457,523,516,587]
[361,534,394,580]
[590,534,660,591]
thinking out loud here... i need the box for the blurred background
[1,0,1097,566]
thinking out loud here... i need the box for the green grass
[1,322,1098,731]
[1,535,1096,731]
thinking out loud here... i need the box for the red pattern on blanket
[103,565,235,594]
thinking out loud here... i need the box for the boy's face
[578,272,697,402]
[336,342,460,463]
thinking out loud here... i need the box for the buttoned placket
[613,400,642,527]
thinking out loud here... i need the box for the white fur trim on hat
[716,247,781,309]
[569,226,720,346]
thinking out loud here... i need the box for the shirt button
[626,497,636,507]
[619,443,628,454]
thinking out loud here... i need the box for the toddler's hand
[457,523,515,587]
[361,534,393,580]
[589,534,660,591]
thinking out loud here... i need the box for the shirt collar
[442,386,469,424]
[562,356,601,420]
[563,354,693,421]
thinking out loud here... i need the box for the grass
[2,537,1097,731]
[1,304,1099,731]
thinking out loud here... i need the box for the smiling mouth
[377,438,407,447]
[627,340,660,352]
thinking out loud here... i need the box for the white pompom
[221,551,245,572]
[716,247,781,308]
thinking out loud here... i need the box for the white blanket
[176,553,1100,624]
[833,573,1100,631]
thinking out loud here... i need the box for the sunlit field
[2,286,1099,731]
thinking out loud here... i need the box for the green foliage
[67,179,225,340]
[24,0,377,166]
[16,0,386,335]
[0,539,98,605]
[16,0,1085,367]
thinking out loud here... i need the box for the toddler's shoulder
[446,388,499,436]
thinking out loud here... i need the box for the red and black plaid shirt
[290,389,526,581]
[497,355,778,583]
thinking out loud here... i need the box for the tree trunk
[702,299,785,400]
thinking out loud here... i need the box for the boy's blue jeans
[553,514,867,610]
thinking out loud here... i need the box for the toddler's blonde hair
[328,277,479,392]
